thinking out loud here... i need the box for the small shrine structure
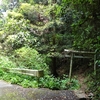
[64,49,96,79]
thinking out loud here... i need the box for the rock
[74,90,88,100]
[0,80,12,87]
[88,93,93,100]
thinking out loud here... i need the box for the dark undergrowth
[86,67,100,100]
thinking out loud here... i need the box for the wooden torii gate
[64,49,96,80]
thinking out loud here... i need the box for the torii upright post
[94,53,96,75]
[69,53,74,80]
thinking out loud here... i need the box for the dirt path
[0,80,80,100]
[78,73,87,92]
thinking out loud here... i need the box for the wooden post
[1,68,44,77]
[94,53,96,75]
[69,53,74,80]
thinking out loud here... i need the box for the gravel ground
[0,80,79,100]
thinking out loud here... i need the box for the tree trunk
[51,57,58,77]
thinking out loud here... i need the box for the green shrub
[0,69,5,76]
[0,55,17,68]
[39,75,80,90]
[0,54,79,90]
[87,69,100,100]
[14,47,49,74]
[0,31,5,42]
[19,3,39,24]
[0,59,79,90]
[2,17,32,50]
[19,3,32,14]
[5,31,37,49]
[20,79,38,88]
[8,11,24,20]
[3,17,30,35]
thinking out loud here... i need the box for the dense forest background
[0,0,100,99]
